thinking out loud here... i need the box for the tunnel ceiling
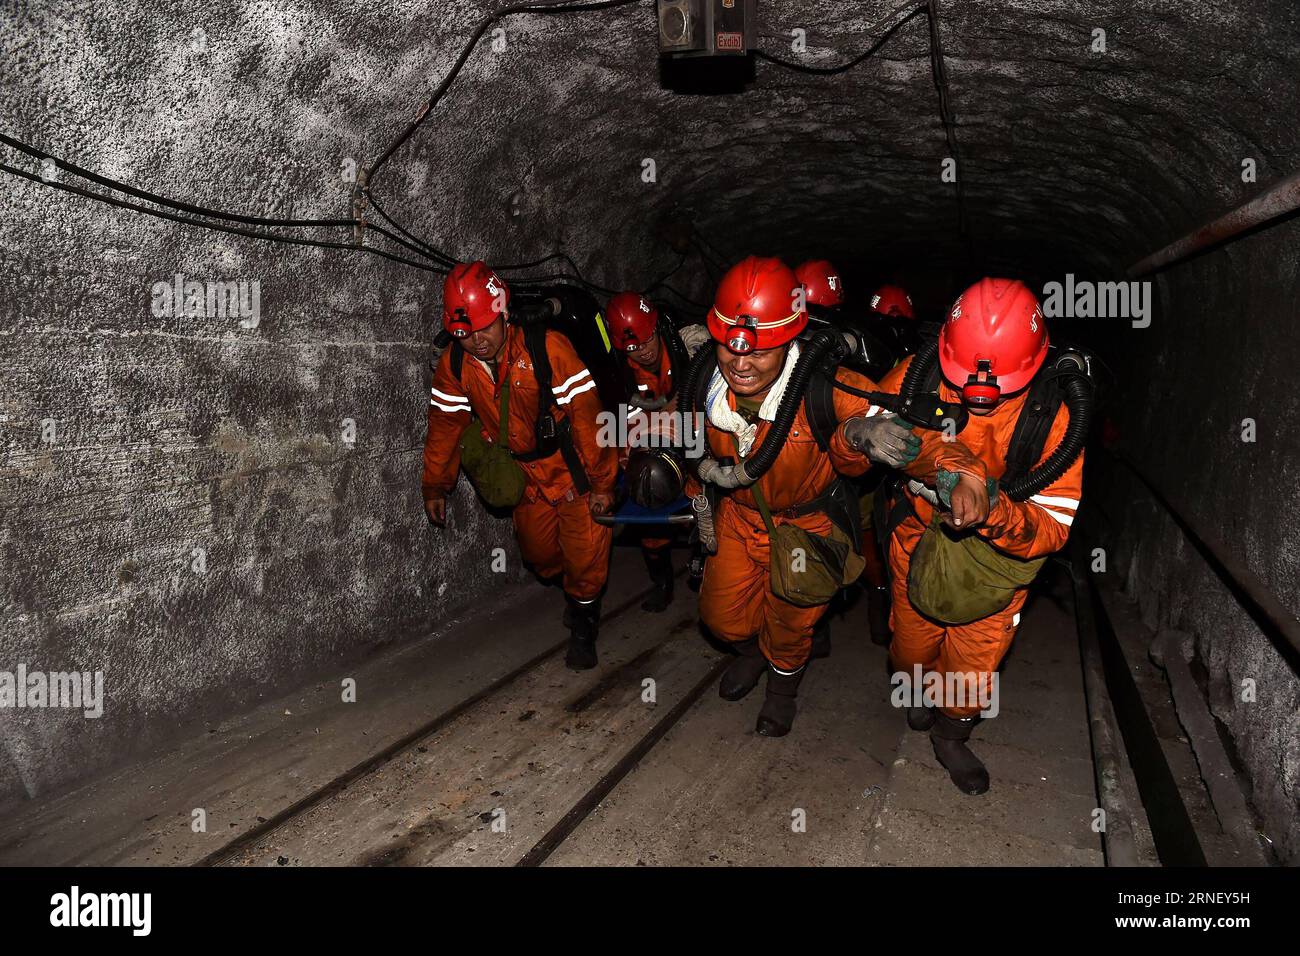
[373,0,1300,288]
[6,0,1297,298]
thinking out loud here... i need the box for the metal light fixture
[657,0,756,57]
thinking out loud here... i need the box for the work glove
[843,413,921,468]
[679,324,712,357]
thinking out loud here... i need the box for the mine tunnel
[1,0,1297,884]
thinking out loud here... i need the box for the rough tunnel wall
[1103,217,1300,864]
[0,0,698,802]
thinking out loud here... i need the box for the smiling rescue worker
[606,291,686,612]
[876,278,1086,795]
[422,262,618,671]
[692,257,989,737]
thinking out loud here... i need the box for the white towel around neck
[704,341,801,459]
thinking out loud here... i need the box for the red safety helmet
[795,259,844,308]
[939,278,1049,406]
[606,292,659,351]
[708,256,807,354]
[870,284,915,320]
[442,261,509,339]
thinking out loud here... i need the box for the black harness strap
[449,329,592,495]
[1000,373,1062,486]
[872,356,1066,551]
[917,355,1061,483]
[522,323,591,495]
[802,372,838,453]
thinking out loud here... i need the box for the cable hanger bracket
[351,168,369,245]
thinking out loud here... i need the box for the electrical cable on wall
[0,3,671,297]
[0,131,354,230]
[0,135,705,309]
[0,160,442,274]
[366,193,459,268]
[363,0,644,188]
[926,0,974,263]
[754,0,927,75]
[753,0,974,265]
[4,0,970,314]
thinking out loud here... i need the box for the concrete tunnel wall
[1,0,1297,852]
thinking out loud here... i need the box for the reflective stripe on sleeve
[1030,493,1079,511]
[1034,504,1075,526]
[553,368,591,396]
[555,379,597,405]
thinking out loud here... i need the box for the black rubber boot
[906,705,936,732]
[756,665,805,737]
[867,586,892,646]
[564,595,601,671]
[810,615,832,659]
[640,547,674,613]
[719,638,767,701]
[931,713,990,795]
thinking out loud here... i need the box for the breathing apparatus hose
[897,338,1095,502]
[898,334,941,409]
[680,328,846,489]
[1002,361,1093,501]
[676,339,713,436]
[660,317,690,397]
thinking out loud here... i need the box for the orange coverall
[697,367,985,672]
[877,357,1085,717]
[422,327,618,601]
[626,342,675,408]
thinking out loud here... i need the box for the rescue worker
[794,258,844,311]
[696,257,989,737]
[795,260,892,650]
[869,284,914,321]
[606,291,680,612]
[876,278,1084,794]
[871,282,936,359]
[422,262,618,671]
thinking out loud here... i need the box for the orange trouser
[856,490,887,588]
[887,516,1026,718]
[698,498,832,672]
[513,491,612,602]
[858,530,887,588]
